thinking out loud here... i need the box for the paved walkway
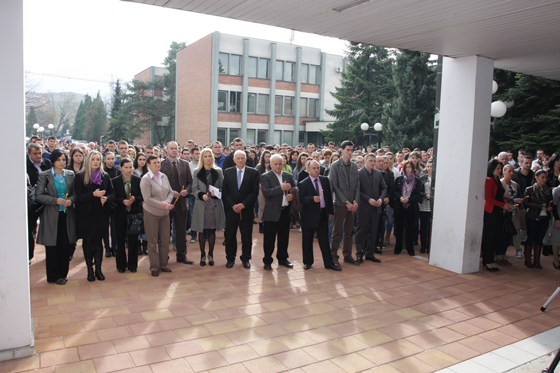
[3,227,560,373]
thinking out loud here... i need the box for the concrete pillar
[240,39,249,142]
[267,44,277,145]
[293,48,302,147]
[0,0,34,361]
[429,56,494,274]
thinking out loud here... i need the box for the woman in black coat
[74,150,116,282]
[392,160,423,256]
[112,158,143,273]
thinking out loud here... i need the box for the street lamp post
[48,123,54,137]
[38,126,44,140]
[361,122,383,148]
[33,123,40,137]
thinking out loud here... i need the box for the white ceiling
[125,0,560,80]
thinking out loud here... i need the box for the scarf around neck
[402,173,416,209]
[533,182,551,205]
[91,170,102,185]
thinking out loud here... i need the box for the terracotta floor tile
[205,320,240,335]
[302,327,342,343]
[96,326,131,341]
[38,314,71,327]
[0,355,40,373]
[302,342,345,361]
[377,324,418,340]
[359,345,403,365]
[252,324,290,339]
[242,355,287,373]
[274,349,318,369]
[405,331,446,350]
[225,329,263,345]
[276,332,316,349]
[52,360,96,373]
[128,321,162,336]
[232,315,267,329]
[113,336,151,353]
[208,363,250,373]
[196,334,235,351]
[62,331,101,348]
[382,339,424,358]
[40,348,80,367]
[301,360,347,373]
[149,358,194,373]
[185,351,228,372]
[457,335,501,354]
[415,349,459,370]
[249,338,290,357]
[218,344,260,364]
[164,340,204,359]
[363,365,401,373]
[329,336,370,354]
[112,313,146,327]
[77,341,116,360]
[92,353,135,373]
[353,330,394,347]
[418,314,454,328]
[447,320,486,337]
[331,352,375,372]
[176,325,212,341]
[437,341,481,361]
[129,346,170,366]
[427,327,466,343]
[185,312,219,325]
[35,336,64,353]
[145,330,182,347]
[82,317,116,332]
[390,355,436,373]
[477,329,519,347]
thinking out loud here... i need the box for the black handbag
[502,212,517,236]
[127,213,144,235]
[29,183,46,216]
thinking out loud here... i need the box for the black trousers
[263,207,291,265]
[394,207,415,255]
[28,210,39,260]
[419,211,432,252]
[526,217,550,246]
[481,209,503,265]
[170,209,188,260]
[115,216,139,271]
[302,209,335,267]
[355,209,380,258]
[45,212,70,283]
[225,212,253,262]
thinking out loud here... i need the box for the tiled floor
[5,227,560,373]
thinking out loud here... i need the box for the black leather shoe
[177,258,194,265]
[105,250,111,258]
[374,249,382,254]
[117,269,125,273]
[304,264,312,270]
[160,267,172,272]
[129,269,137,273]
[263,263,272,271]
[343,257,360,266]
[226,261,234,268]
[326,265,342,271]
[356,254,364,263]
[365,256,381,263]
[278,260,293,268]
[54,278,67,285]
[243,261,251,269]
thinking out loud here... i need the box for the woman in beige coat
[140,155,174,277]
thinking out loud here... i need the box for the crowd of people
[27,134,559,285]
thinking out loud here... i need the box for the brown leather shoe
[343,256,360,266]
[151,270,159,277]
[177,258,194,265]
[160,267,172,273]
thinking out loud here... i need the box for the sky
[24,0,348,101]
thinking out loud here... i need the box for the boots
[533,245,543,269]
[94,246,105,281]
[142,241,148,255]
[524,244,534,268]
[83,245,95,282]
[208,233,215,267]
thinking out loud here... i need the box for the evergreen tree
[161,41,187,143]
[84,92,107,142]
[72,94,92,140]
[324,44,395,145]
[107,80,129,141]
[120,79,164,141]
[490,72,560,155]
[383,50,436,151]
[26,106,38,137]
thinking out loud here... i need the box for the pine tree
[161,41,187,143]
[84,92,107,142]
[383,50,436,151]
[72,94,92,140]
[324,44,395,145]
[26,106,38,137]
[107,80,129,141]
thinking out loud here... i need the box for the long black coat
[112,175,143,220]
[392,175,423,215]
[74,171,116,239]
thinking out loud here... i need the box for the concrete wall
[323,54,344,121]
[0,0,34,361]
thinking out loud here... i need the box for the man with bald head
[160,141,194,264]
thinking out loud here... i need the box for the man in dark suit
[355,154,387,263]
[27,143,52,261]
[159,141,193,264]
[299,160,341,271]
[222,150,260,268]
[222,138,255,170]
[261,154,296,271]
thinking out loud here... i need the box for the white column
[429,56,494,274]
[0,0,34,361]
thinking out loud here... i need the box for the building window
[247,93,256,113]
[258,58,269,79]
[247,129,256,145]
[257,94,268,114]
[229,129,239,144]
[284,96,294,116]
[300,63,308,83]
[230,55,242,76]
[274,130,282,145]
[275,61,283,81]
[309,98,318,117]
[218,53,228,74]
[247,57,257,78]
[284,62,295,82]
[217,128,226,144]
[309,65,319,84]
[229,91,241,113]
[257,129,267,144]
[283,130,293,145]
[275,95,282,115]
[218,91,227,111]
[299,98,307,117]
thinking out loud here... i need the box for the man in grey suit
[356,154,387,263]
[329,140,360,266]
[261,154,296,271]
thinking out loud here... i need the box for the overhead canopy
[125,0,560,81]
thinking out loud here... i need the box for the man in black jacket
[222,138,255,170]
[26,143,52,261]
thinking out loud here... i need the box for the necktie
[237,169,242,189]
[314,178,325,208]
[172,161,180,186]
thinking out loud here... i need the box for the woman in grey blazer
[36,149,77,285]
[191,148,225,266]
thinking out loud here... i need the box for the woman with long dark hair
[133,152,148,177]
[36,149,77,285]
[289,150,299,170]
[292,152,309,184]
[481,159,511,272]
[191,148,225,266]
[523,169,553,269]
[66,148,84,174]
[393,160,422,256]
[74,150,116,281]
